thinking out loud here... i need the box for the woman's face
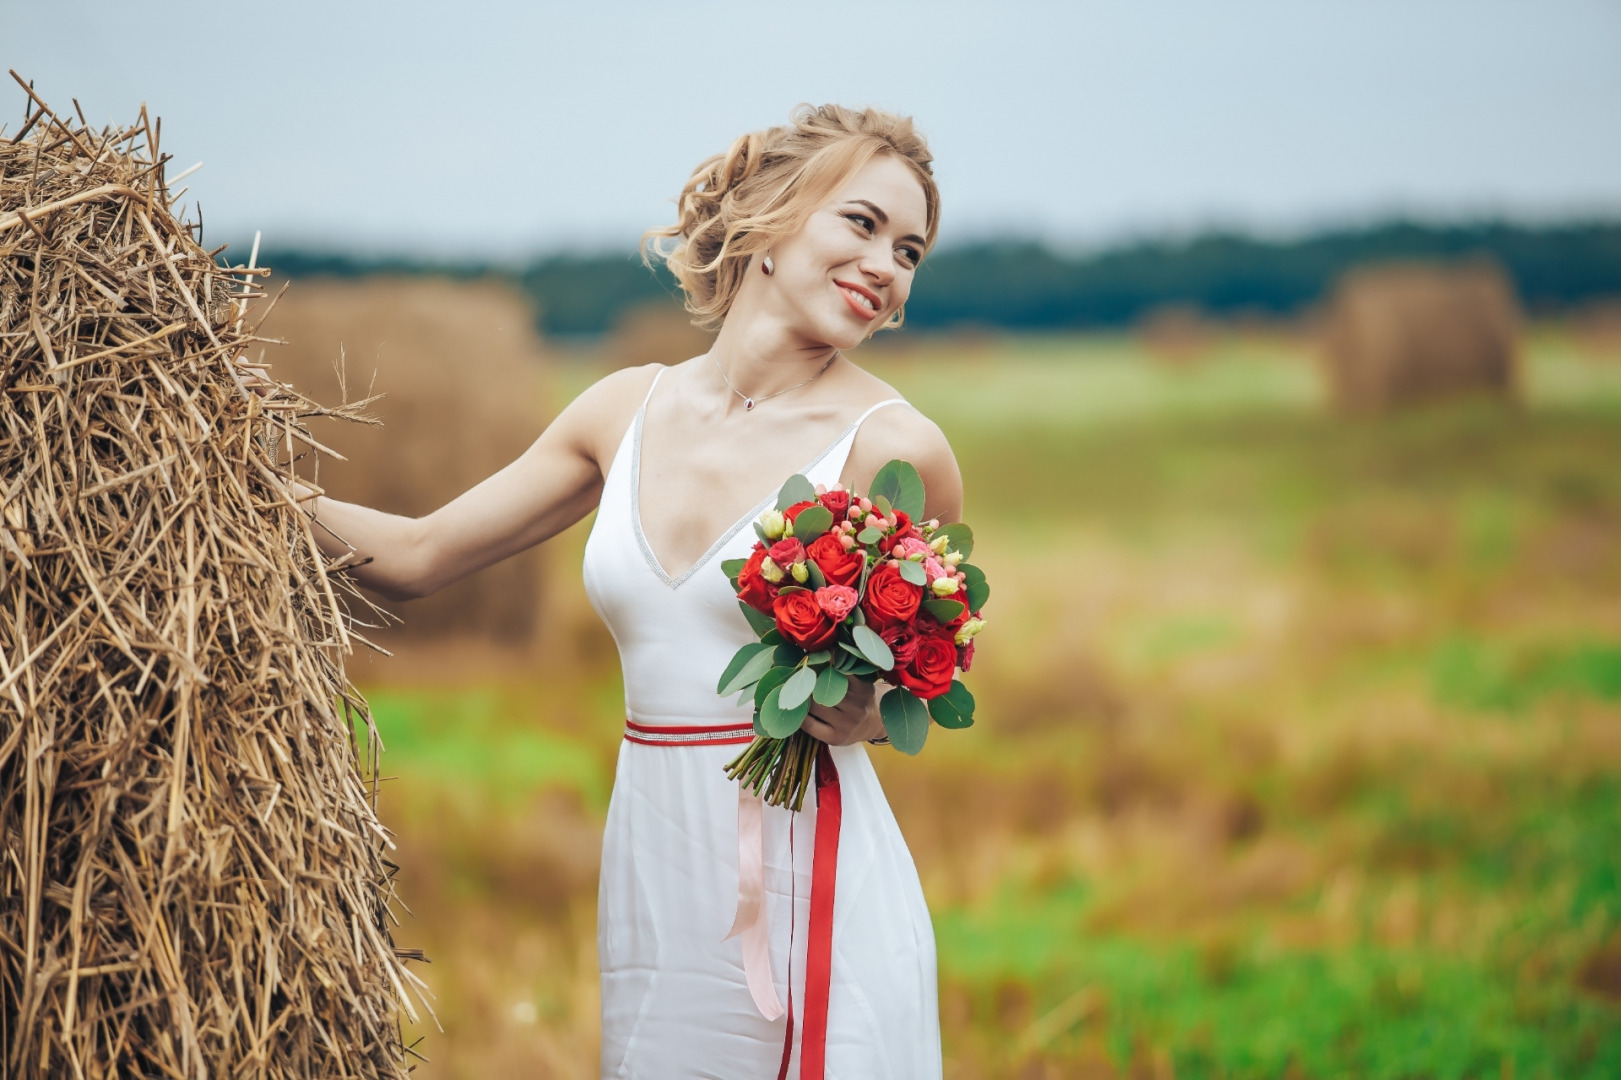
[762,154,929,350]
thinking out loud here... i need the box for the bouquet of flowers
[716,460,988,809]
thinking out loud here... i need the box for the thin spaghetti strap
[639,366,667,411]
[849,397,909,430]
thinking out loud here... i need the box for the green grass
[389,333,1621,1078]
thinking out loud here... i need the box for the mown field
[358,329,1621,1079]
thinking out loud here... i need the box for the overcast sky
[4,1,1618,261]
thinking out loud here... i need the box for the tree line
[257,219,1621,337]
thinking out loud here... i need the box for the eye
[897,245,921,267]
[844,212,875,232]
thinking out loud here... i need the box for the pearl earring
[761,254,774,276]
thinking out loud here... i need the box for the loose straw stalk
[0,73,424,1078]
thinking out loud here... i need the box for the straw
[0,72,425,1078]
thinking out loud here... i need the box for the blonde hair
[642,104,940,331]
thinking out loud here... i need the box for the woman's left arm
[801,408,963,747]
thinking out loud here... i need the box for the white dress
[582,368,943,1079]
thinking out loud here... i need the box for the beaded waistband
[622,719,756,747]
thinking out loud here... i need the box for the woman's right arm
[281,365,653,602]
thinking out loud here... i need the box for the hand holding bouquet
[716,460,988,809]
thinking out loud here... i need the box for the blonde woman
[291,105,957,1078]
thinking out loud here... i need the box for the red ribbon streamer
[799,742,842,1079]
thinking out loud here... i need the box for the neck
[707,315,839,405]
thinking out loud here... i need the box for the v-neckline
[628,380,869,590]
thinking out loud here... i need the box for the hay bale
[252,277,548,646]
[0,79,422,1076]
[1322,260,1521,413]
[1137,303,1216,365]
[601,301,714,370]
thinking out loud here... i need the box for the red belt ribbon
[623,722,842,1080]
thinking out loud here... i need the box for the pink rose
[768,537,806,568]
[815,584,858,621]
[893,537,932,560]
[924,556,948,582]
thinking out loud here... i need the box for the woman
[292,105,958,1078]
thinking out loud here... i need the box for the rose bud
[760,556,785,584]
[929,535,950,555]
[768,537,806,568]
[790,561,810,584]
[954,616,987,646]
[818,486,852,518]
[930,576,960,597]
[944,551,964,568]
[759,509,786,540]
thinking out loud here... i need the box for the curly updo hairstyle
[642,104,940,332]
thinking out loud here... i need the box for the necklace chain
[711,351,838,411]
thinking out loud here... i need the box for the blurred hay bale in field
[255,277,549,645]
[1322,261,1521,413]
[599,301,713,369]
[1570,297,1621,361]
[1138,303,1217,364]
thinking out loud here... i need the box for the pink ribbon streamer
[726,784,784,1020]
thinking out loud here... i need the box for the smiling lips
[834,279,882,322]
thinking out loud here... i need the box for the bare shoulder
[549,363,664,469]
[844,396,964,524]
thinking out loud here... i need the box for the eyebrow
[845,199,927,250]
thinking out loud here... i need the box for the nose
[858,242,896,287]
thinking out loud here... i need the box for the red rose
[805,534,863,588]
[915,605,966,642]
[783,500,817,523]
[877,510,915,554]
[818,489,851,518]
[959,638,976,673]
[899,636,956,699]
[860,562,922,631]
[878,623,921,667]
[736,545,777,613]
[768,537,805,568]
[773,590,836,650]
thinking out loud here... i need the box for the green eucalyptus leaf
[871,494,893,516]
[777,474,817,512]
[761,628,785,646]
[739,602,776,637]
[927,680,976,729]
[804,559,828,590]
[753,522,771,544]
[779,666,817,710]
[879,687,930,755]
[871,459,926,521]
[933,523,973,559]
[856,527,883,546]
[845,660,880,678]
[760,684,810,737]
[896,559,927,586]
[922,598,966,624]
[851,624,894,670]
[720,557,748,579]
[804,650,833,665]
[774,641,804,668]
[717,641,775,696]
[813,666,850,707]
[753,665,795,710]
[960,563,990,613]
[752,712,769,737]
[792,505,833,540]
